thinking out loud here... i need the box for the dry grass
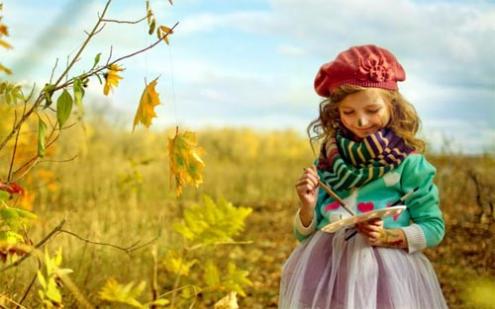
[0,120,494,308]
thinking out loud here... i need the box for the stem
[0,0,112,152]
[53,21,180,94]
[102,15,148,24]
[1,220,66,272]
[16,258,42,307]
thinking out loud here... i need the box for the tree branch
[0,0,113,152]
[58,229,159,255]
[1,220,66,272]
[101,15,148,24]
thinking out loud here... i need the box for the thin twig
[0,0,113,152]
[106,45,113,66]
[110,21,178,65]
[1,220,66,272]
[53,20,179,99]
[6,109,18,181]
[7,102,27,182]
[0,295,27,309]
[49,58,59,84]
[150,246,159,309]
[58,229,159,254]
[17,257,42,307]
[93,23,106,35]
[25,83,37,103]
[39,154,79,164]
[101,15,147,24]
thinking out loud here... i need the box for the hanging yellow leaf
[103,64,124,96]
[168,129,205,197]
[132,77,160,131]
[157,25,173,45]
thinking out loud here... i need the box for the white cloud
[277,45,306,56]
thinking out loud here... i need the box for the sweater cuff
[294,208,317,236]
[400,223,427,254]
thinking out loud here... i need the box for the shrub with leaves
[37,248,73,308]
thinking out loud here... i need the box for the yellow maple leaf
[158,25,173,45]
[132,77,160,130]
[103,64,124,96]
[168,129,205,197]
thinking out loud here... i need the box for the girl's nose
[358,117,369,127]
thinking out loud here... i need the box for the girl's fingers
[295,177,317,189]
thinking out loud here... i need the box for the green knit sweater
[293,153,445,253]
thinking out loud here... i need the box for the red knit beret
[314,44,406,97]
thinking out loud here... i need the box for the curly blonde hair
[307,84,426,154]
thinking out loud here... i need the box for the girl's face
[338,88,391,140]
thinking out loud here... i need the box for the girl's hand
[356,218,385,245]
[356,218,408,249]
[295,165,319,210]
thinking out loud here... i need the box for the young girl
[279,45,448,309]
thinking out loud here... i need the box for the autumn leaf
[132,77,160,131]
[0,24,8,36]
[157,25,173,45]
[98,278,146,308]
[145,0,156,35]
[103,64,124,96]
[168,129,205,197]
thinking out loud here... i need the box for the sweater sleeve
[293,208,318,242]
[399,154,445,253]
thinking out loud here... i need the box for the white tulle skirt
[279,229,448,309]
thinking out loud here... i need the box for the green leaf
[204,259,220,288]
[42,84,55,108]
[173,195,252,246]
[0,206,35,230]
[37,116,47,158]
[98,278,146,308]
[0,230,24,245]
[56,89,73,128]
[95,73,103,85]
[93,52,101,68]
[73,78,85,115]
[0,191,9,202]
[223,262,252,297]
[148,19,156,35]
[37,271,47,289]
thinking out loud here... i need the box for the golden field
[0,117,494,308]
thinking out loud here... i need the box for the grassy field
[0,120,494,308]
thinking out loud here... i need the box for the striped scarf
[317,127,414,191]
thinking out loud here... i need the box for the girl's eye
[367,109,381,114]
[343,111,354,115]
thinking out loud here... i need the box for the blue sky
[2,0,495,154]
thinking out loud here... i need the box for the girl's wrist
[299,205,315,227]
